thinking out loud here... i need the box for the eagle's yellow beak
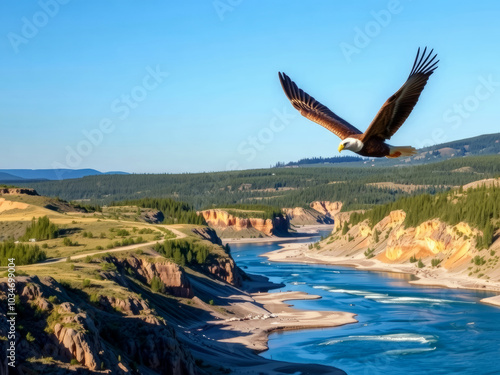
[338,144,344,153]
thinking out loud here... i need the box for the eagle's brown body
[279,47,438,158]
[350,134,390,158]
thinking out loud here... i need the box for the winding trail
[6,226,188,268]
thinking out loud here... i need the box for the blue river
[230,230,500,375]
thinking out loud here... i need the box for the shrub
[472,255,486,266]
[82,279,91,288]
[417,259,425,268]
[89,293,101,304]
[26,332,35,342]
[150,276,165,293]
[101,262,117,272]
[431,258,442,267]
[364,248,375,259]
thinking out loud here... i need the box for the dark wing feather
[278,72,362,140]
[361,47,438,142]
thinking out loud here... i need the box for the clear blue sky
[1,1,500,173]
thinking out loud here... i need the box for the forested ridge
[110,198,205,225]
[18,155,500,211]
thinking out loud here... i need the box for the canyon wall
[199,209,289,237]
[318,209,500,280]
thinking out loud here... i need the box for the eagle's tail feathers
[386,146,417,158]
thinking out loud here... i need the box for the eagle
[278,47,438,158]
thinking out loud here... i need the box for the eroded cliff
[199,209,289,237]
[315,209,500,282]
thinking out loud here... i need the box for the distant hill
[0,169,128,182]
[0,172,25,181]
[275,133,500,167]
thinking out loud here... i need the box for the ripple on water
[327,288,476,305]
[319,333,438,346]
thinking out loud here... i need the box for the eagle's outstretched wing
[362,47,438,142]
[279,72,362,140]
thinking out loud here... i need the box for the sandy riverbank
[263,242,500,307]
[209,291,356,353]
[183,281,356,374]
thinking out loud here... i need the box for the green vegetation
[101,262,118,272]
[26,332,35,342]
[348,184,499,248]
[472,255,486,266]
[274,155,362,167]
[417,259,425,268]
[110,198,205,225]
[154,239,211,266]
[19,155,500,211]
[364,248,375,259]
[214,204,285,220]
[150,276,165,293]
[21,216,59,241]
[431,258,442,267]
[63,238,78,246]
[342,221,349,235]
[0,241,46,265]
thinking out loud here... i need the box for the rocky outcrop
[283,207,334,225]
[206,256,242,286]
[53,308,102,370]
[192,226,223,245]
[0,187,39,195]
[310,201,342,217]
[199,209,289,236]
[378,219,479,270]
[139,209,164,224]
[113,256,193,298]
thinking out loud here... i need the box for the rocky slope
[282,206,334,225]
[313,210,500,285]
[310,201,342,218]
[0,275,198,374]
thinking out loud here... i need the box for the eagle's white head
[338,138,364,153]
